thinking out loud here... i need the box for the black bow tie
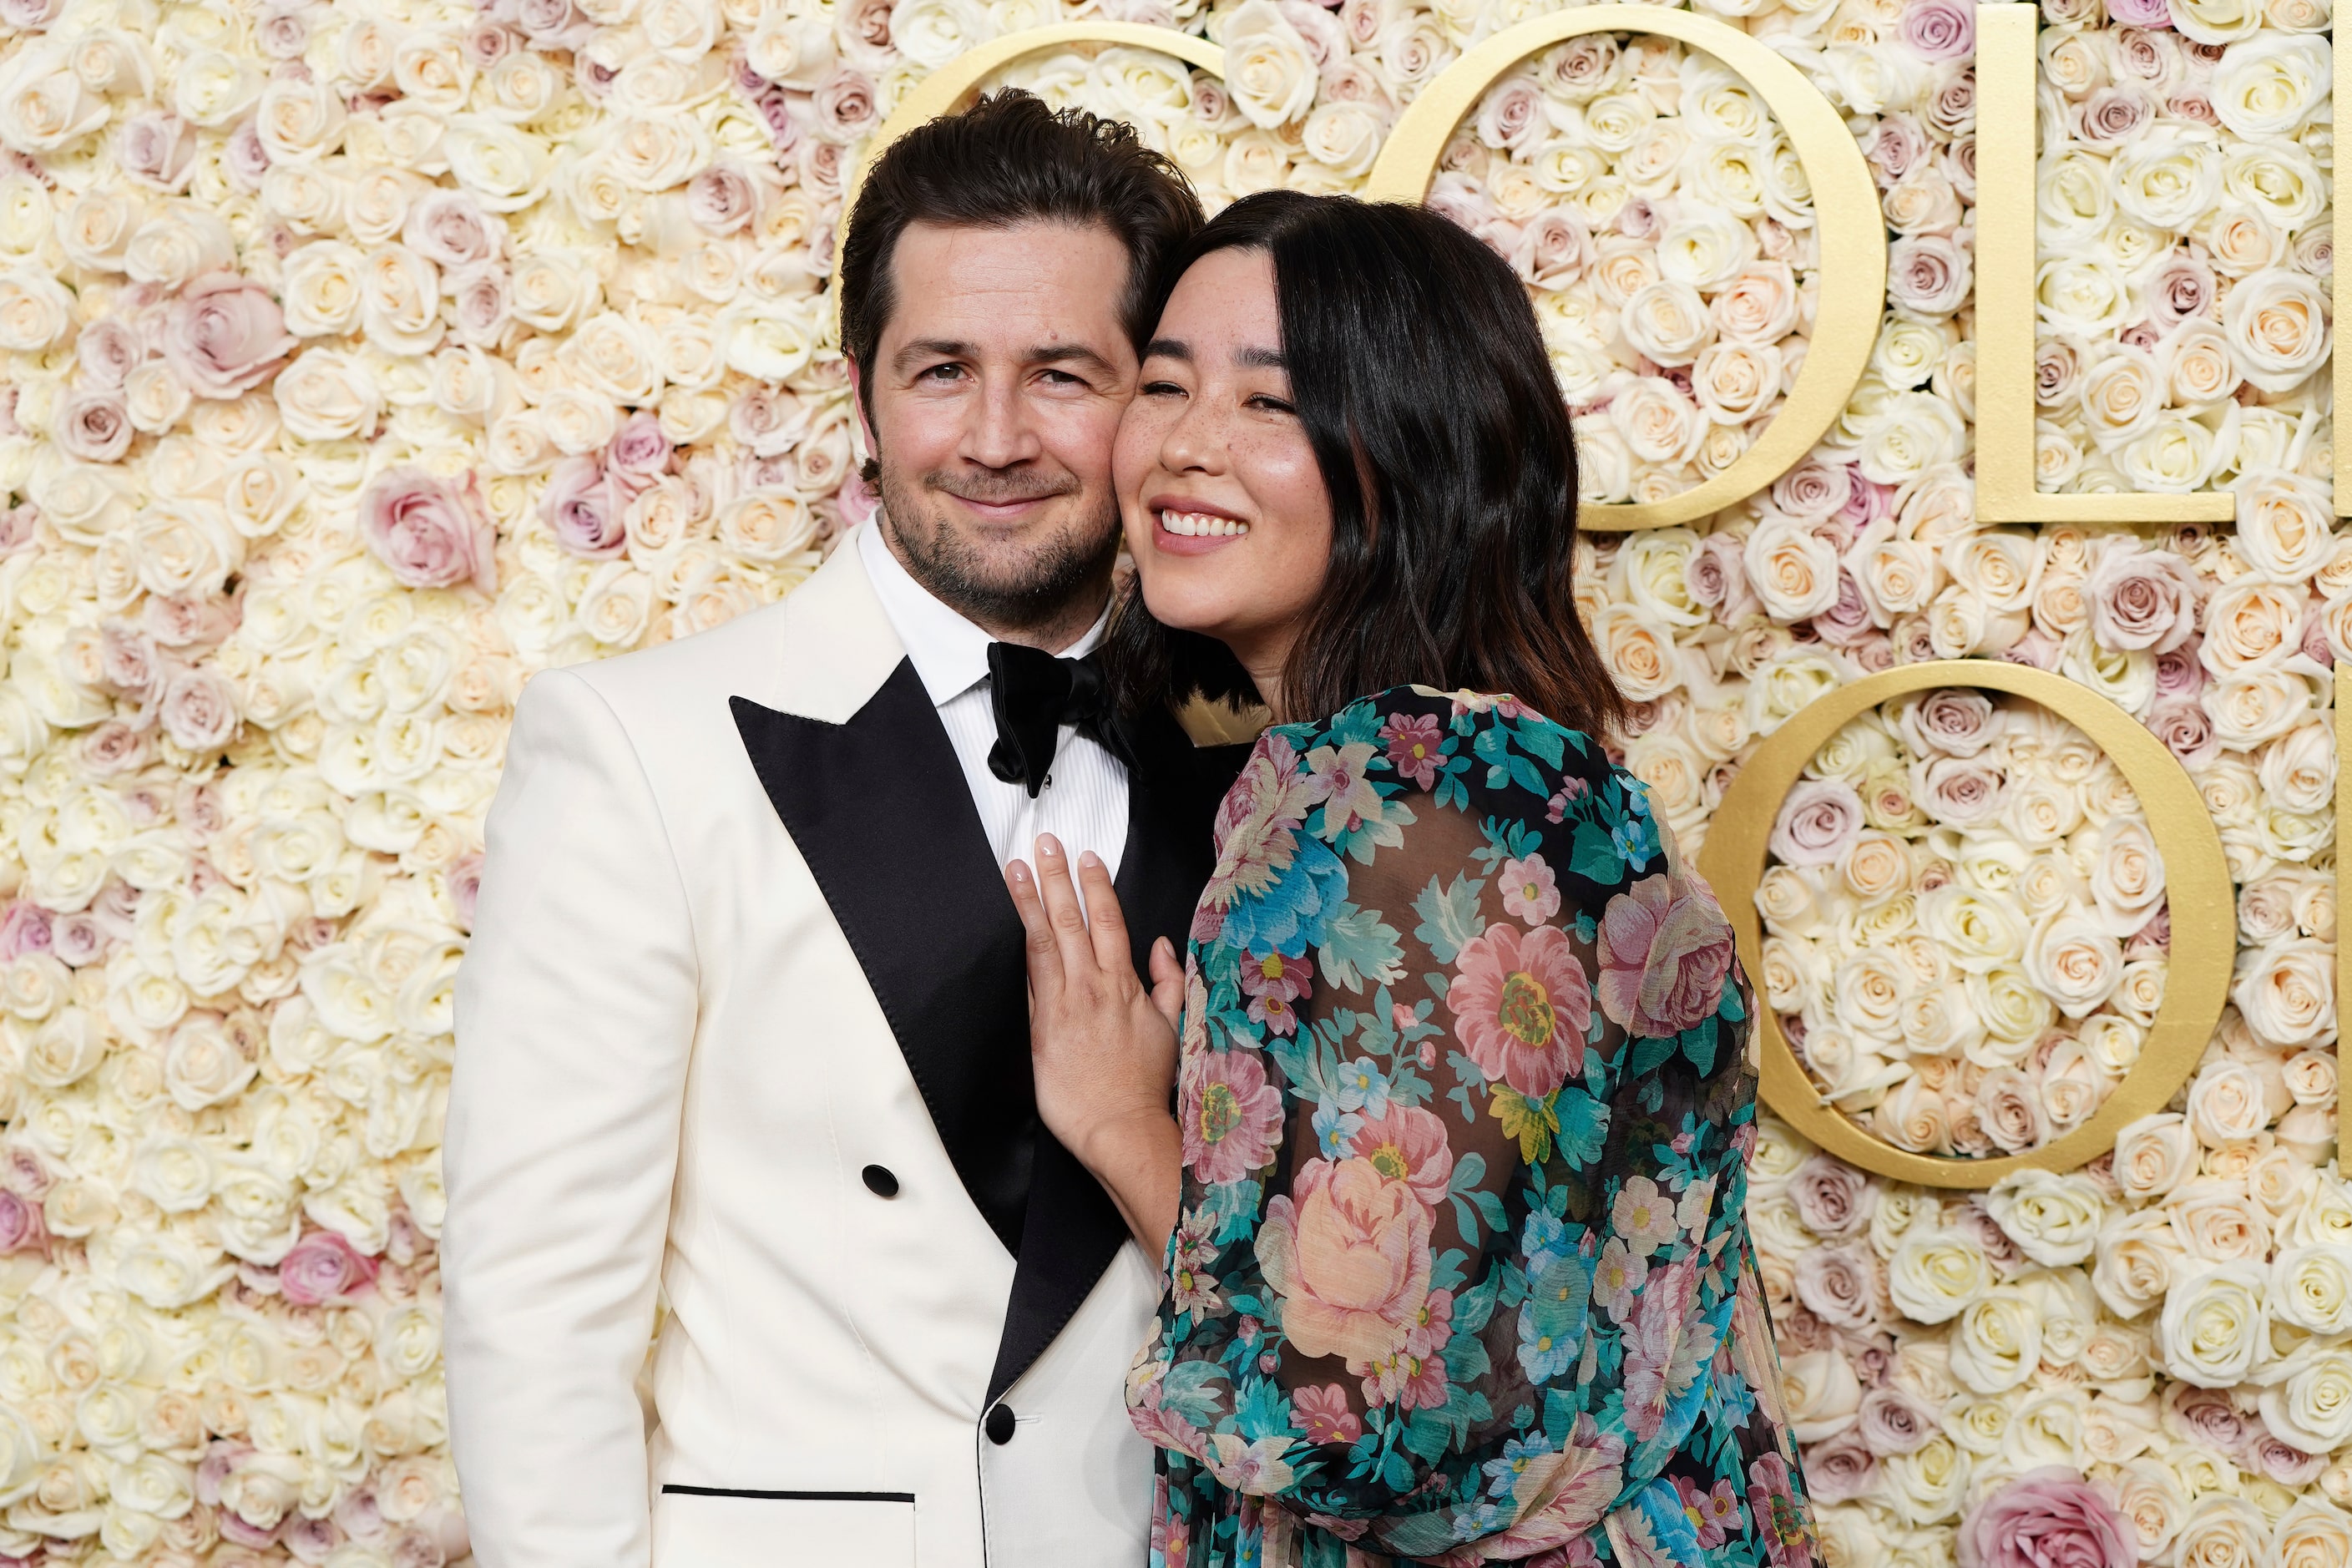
[986,642,1113,798]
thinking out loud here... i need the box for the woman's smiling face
[1114,246,1333,710]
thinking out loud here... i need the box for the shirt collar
[856,520,1110,708]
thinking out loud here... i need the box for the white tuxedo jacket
[443,541,1245,1567]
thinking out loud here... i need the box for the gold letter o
[1363,6,1886,533]
[1694,660,2233,1188]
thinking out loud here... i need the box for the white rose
[1888,1228,1990,1323]
[275,348,382,442]
[1950,1287,2041,1393]
[0,46,109,152]
[444,118,552,213]
[2221,137,2324,231]
[2094,1206,2186,1318]
[2232,937,2334,1047]
[2223,270,2329,392]
[2258,1341,2352,1450]
[2157,1262,2268,1387]
[1743,515,1840,621]
[0,266,73,352]
[1222,2,1317,129]
[1782,1348,1862,1443]
[2021,910,2122,1019]
[281,241,366,337]
[1985,1170,2105,1267]
[2112,1112,2197,1205]
[2269,1245,2352,1335]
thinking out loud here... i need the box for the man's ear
[846,357,878,468]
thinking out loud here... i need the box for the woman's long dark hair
[1105,190,1626,741]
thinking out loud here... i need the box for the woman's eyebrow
[1144,337,1190,361]
[1235,345,1286,369]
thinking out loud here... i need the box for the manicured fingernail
[1080,852,1102,871]
[1009,862,1029,884]
[1039,836,1061,857]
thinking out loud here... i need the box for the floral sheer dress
[1128,686,1815,1568]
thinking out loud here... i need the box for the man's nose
[963,377,1044,469]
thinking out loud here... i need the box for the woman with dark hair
[1004,191,1814,1568]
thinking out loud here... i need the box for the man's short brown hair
[837,90,1203,432]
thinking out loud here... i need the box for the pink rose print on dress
[1746,1452,1815,1568]
[1448,923,1591,1097]
[1596,875,1735,1038]
[1256,1156,1432,1363]
[1622,1257,1718,1443]
[1238,948,1313,1036]
[1344,1104,1455,1209]
[1293,1383,1363,1445]
[1499,853,1561,925]
[1180,1048,1286,1186]
[1380,711,1444,789]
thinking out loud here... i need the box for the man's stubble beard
[876,463,1123,640]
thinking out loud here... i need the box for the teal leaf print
[1411,873,1485,964]
[1555,1087,1610,1166]
[1569,821,1621,883]
[1680,1019,1720,1075]
[1317,902,1404,991]
[1234,1376,1299,1443]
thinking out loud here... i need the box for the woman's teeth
[1161,510,1250,538]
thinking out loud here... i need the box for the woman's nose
[1159,399,1225,475]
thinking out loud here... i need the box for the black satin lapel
[986,710,1255,1403]
[731,664,1034,1255]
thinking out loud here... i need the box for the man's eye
[918,363,965,383]
[1039,369,1085,387]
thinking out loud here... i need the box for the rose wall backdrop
[0,0,2346,1563]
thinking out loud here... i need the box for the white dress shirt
[857,521,1129,881]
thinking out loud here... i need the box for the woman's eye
[1248,393,1297,415]
[1141,379,1186,397]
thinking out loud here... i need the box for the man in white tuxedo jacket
[443,94,1247,1567]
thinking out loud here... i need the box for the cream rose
[2156,1262,2268,1387]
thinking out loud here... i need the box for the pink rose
[1801,1428,1876,1504]
[1767,779,1862,867]
[1597,874,1736,1038]
[448,851,485,931]
[540,456,628,559]
[0,1190,43,1254]
[1180,1047,1286,1186]
[1902,687,1998,756]
[158,668,240,754]
[54,389,131,463]
[162,273,296,398]
[1957,1469,2133,1568]
[1449,923,1590,1097]
[1344,1104,1454,1209]
[609,412,674,483]
[1919,756,2006,826]
[1899,0,1973,61]
[1788,1154,1873,1237]
[1256,1156,1431,1363]
[0,902,53,960]
[2106,0,2171,25]
[362,468,498,591]
[2087,545,2198,652]
[402,190,502,270]
[1856,1385,1941,1456]
[278,1229,379,1306]
[688,165,757,235]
